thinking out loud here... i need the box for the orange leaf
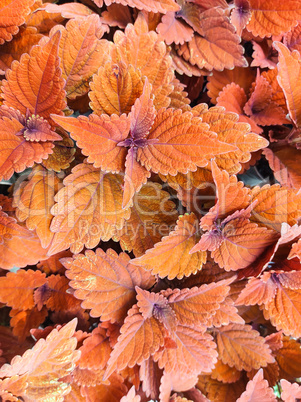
[0,115,55,181]
[44,3,93,19]
[263,272,301,337]
[0,0,34,44]
[13,165,63,248]
[41,128,75,172]
[276,337,301,381]
[80,373,128,402]
[274,42,301,128]
[89,60,145,116]
[104,0,180,13]
[104,305,166,380]
[132,213,206,280]
[0,26,42,73]
[211,296,245,327]
[154,323,217,375]
[63,248,155,323]
[114,181,178,257]
[51,113,130,173]
[216,323,275,371]
[211,359,242,384]
[235,272,277,306]
[164,279,232,327]
[138,108,237,175]
[156,12,194,45]
[2,31,66,120]
[44,274,84,312]
[0,269,46,310]
[113,13,174,109]
[207,66,256,104]
[0,319,80,401]
[10,306,48,342]
[136,287,176,333]
[243,71,289,126]
[200,160,251,230]
[192,104,269,174]
[47,15,108,99]
[99,4,132,29]
[236,369,276,402]
[230,0,252,37]
[176,8,247,71]
[264,145,301,189]
[0,208,48,270]
[251,184,301,232]
[197,375,246,402]
[246,0,301,37]
[48,163,131,255]
[216,83,263,134]
[77,326,111,370]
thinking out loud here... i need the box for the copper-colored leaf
[216,323,275,371]
[251,184,301,232]
[164,279,232,327]
[155,323,218,375]
[90,60,145,116]
[121,385,141,402]
[138,108,237,175]
[133,213,206,280]
[192,104,269,174]
[197,375,246,402]
[246,0,301,38]
[13,165,63,248]
[48,15,108,99]
[44,3,93,19]
[0,0,34,44]
[276,337,301,381]
[0,319,80,401]
[63,248,155,323]
[0,115,55,181]
[0,269,46,310]
[211,359,242,384]
[235,272,277,306]
[207,66,256,104]
[115,181,178,257]
[10,306,48,342]
[274,42,301,128]
[156,12,193,45]
[236,369,276,402]
[80,373,128,402]
[113,13,174,109]
[106,0,180,13]
[0,208,48,270]
[2,31,66,119]
[0,26,42,73]
[176,8,247,71]
[244,71,289,126]
[104,305,166,380]
[200,160,251,230]
[77,325,111,371]
[263,146,301,189]
[51,113,130,173]
[48,163,131,255]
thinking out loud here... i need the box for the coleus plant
[1,0,301,401]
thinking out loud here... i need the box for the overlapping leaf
[176,7,247,71]
[114,182,178,257]
[0,319,80,401]
[0,208,48,270]
[0,114,55,181]
[0,270,46,310]
[48,15,109,99]
[63,248,155,323]
[48,163,131,255]
[236,369,276,402]
[133,213,206,279]
[104,305,166,380]
[274,42,301,128]
[246,0,301,38]
[163,279,232,327]
[216,323,275,371]
[154,323,218,375]
[2,31,66,119]
[13,165,63,248]
[0,0,34,44]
